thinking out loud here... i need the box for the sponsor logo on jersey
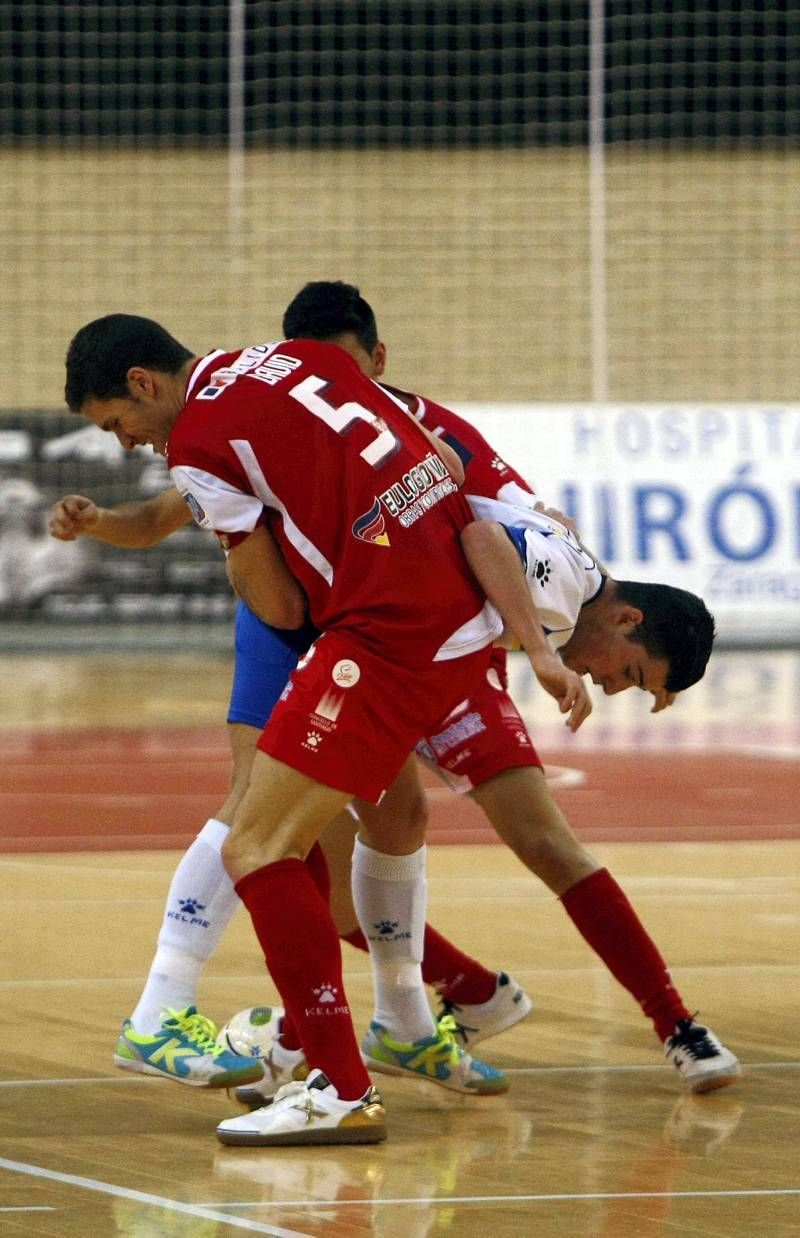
[332,659,360,688]
[182,491,208,526]
[352,497,390,546]
[531,558,552,586]
[378,451,457,528]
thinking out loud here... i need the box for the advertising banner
[1,405,797,645]
[460,403,800,644]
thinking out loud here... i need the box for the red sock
[236,858,370,1099]
[277,843,332,1052]
[560,868,691,1042]
[341,925,497,1005]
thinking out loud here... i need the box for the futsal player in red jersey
[64,313,590,1146]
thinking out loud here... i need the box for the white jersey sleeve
[170,464,264,534]
[467,494,604,648]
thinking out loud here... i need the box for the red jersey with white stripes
[168,339,501,664]
[381,385,536,506]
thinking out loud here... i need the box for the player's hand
[49,494,100,541]
[533,500,579,538]
[529,649,593,732]
[650,687,677,713]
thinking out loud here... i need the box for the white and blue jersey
[467,496,605,650]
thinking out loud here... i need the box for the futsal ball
[216,1005,284,1058]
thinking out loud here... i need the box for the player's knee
[405,784,429,834]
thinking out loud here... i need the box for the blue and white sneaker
[114,1005,264,1088]
[361,1015,509,1094]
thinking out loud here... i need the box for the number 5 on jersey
[290,375,401,469]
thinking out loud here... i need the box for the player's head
[614,581,715,693]
[64,314,195,456]
[282,281,386,378]
[565,579,715,697]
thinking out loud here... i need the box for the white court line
[3,959,799,991]
[0,1076,150,1089]
[0,1060,797,1089]
[0,1207,55,1212]
[0,1157,311,1238]
[207,1188,800,1210]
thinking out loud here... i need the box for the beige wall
[2,146,798,409]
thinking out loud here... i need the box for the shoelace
[436,1000,479,1044]
[162,1006,223,1056]
[670,1015,717,1061]
[431,1014,464,1065]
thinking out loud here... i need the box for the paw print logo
[375,920,398,936]
[491,456,506,471]
[533,558,551,586]
[179,897,206,916]
[313,983,338,1003]
[305,731,322,748]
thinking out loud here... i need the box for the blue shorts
[227,602,319,729]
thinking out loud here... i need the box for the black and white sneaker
[664,1016,741,1093]
[435,972,532,1048]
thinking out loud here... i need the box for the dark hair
[282,281,379,352]
[615,580,716,692]
[64,314,193,412]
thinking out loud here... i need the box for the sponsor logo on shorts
[332,659,360,688]
[429,709,486,757]
[303,730,323,751]
[415,738,437,763]
[352,497,390,546]
[313,689,344,724]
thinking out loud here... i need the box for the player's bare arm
[225,525,307,631]
[460,520,592,732]
[49,487,191,548]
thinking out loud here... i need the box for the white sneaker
[435,972,532,1048]
[234,1041,309,1110]
[217,1069,388,1147]
[664,1017,741,1093]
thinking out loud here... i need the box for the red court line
[1,728,798,854]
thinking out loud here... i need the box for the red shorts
[258,630,493,803]
[415,657,542,793]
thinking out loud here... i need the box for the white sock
[130,819,239,1033]
[351,838,436,1043]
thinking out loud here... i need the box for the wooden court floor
[1,650,799,1237]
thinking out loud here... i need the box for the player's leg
[323,788,505,1014]
[342,756,506,1094]
[119,604,304,1086]
[216,748,388,1146]
[471,764,740,1091]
